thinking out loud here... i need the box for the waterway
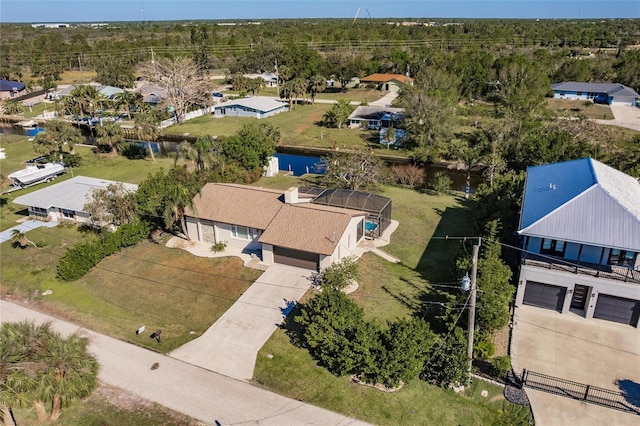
[1,123,481,192]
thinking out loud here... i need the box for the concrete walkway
[368,91,399,107]
[0,219,58,244]
[169,265,312,381]
[0,299,367,426]
[511,305,640,425]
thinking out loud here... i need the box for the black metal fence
[521,369,640,415]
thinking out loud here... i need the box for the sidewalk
[0,299,369,426]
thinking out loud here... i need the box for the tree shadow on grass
[280,303,307,349]
[414,200,475,331]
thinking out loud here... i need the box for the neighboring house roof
[99,86,125,98]
[13,176,138,212]
[214,96,287,113]
[348,105,405,121]
[258,204,356,255]
[519,158,640,252]
[139,84,168,98]
[245,72,278,83]
[551,82,640,98]
[187,183,285,230]
[361,73,414,84]
[0,80,25,92]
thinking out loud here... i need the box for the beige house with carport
[184,184,369,270]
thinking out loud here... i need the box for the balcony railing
[522,253,640,284]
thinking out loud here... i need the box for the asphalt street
[0,299,369,426]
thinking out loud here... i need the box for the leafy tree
[133,167,201,235]
[613,49,640,92]
[376,319,435,387]
[321,149,385,191]
[321,99,354,129]
[0,321,98,422]
[220,123,277,172]
[112,91,144,120]
[32,120,82,159]
[95,55,135,88]
[175,135,222,173]
[140,57,211,122]
[383,126,396,149]
[190,24,213,71]
[421,327,469,387]
[323,52,362,91]
[427,172,453,195]
[295,288,366,376]
[1,99,23,115]
[455,220,513,335]
[96,121,125,154]
[83,183,137,229]
[516,125,590,170]
[312,257,359,291]
[246,77,265,96]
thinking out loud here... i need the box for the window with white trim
[32,207,47,217]
[231,225,255,241]
[61,209,75,219]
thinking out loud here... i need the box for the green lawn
[0,137,174,231]
[163,103,371,149]
[547,98,614,120]
[254,328,526,425]
[1,228,260,352]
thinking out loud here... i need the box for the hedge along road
[0,299,369,426]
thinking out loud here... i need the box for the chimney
[284,187,299,204]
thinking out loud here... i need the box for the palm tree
[163,183,196,240]
[384,126,396,149]
[290,78,307,108]
[10,229,37,249]
[96,121,125,155]
[134,112,159,162]
[42,333,99,420]
[307,75,326,104]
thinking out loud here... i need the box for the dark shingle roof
[551,82,639,98]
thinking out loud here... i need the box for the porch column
[575,244,583,273]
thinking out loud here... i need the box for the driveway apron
[511,305,640,425]
[169,265,312,381]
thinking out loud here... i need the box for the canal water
[2,124,481,192]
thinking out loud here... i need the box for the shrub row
[57,220,151,281]
[295,288,470,388]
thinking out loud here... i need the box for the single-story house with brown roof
[184,184,368,270]
[360,73,414,92]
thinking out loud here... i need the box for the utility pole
[467,243,479,374]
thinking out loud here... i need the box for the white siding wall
[262,243,274,265]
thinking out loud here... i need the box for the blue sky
[1,1,638,22]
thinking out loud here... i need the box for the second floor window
[540,239,566,256]
[608,249,637,267]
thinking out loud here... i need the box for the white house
[212,96,288,119]
[184,184,374,271]
[13,176,138,226]
[514,158,640,327]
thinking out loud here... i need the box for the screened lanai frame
[307,188,392,238]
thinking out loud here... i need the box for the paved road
[170,265,312,381]
[0,299,368,426]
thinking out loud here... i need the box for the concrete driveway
[511,305,640,425]
[594,104,640,132]
[170,265,312,381]
[0,220,58,244]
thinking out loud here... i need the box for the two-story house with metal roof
[514,158,640,327]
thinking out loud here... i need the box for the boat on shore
[8,162,66,187]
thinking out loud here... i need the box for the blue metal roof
[0,80,25,92]
[519,158,596,229]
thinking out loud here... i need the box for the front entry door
[570,284,589,310]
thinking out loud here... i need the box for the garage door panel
[594,294,640,326]
[273,247,319,270]
[523,281,566,312]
